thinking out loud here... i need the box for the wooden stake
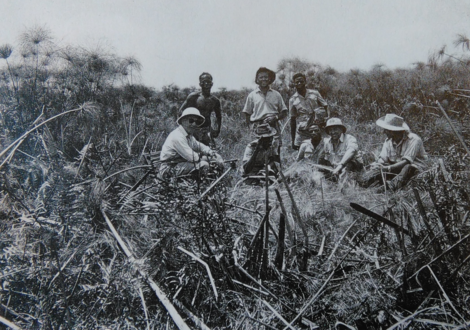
[101,209,191,330]
[436,100,470,157]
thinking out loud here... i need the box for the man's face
[309,127,321,143]
[256,72,270,88]
[384,129,403,143]
[294,77,306,91]
[327,126,343,141]
[199,75,213,93]
[181,116,203,134]
[259,136,273,150]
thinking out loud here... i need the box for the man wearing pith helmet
[159,108,224,179]
[319,118,364,176]
[242,67,288,159]
[179,72,222,147]
[289,72,329,150]
[361,114,427,191]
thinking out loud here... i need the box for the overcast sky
[1,0,470,90]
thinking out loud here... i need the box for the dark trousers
[361,164,417,190]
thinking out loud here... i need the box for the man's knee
[199,160,210,169]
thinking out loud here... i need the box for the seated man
[159,108,223,179]
[296,123,324,162]
[361,114,428,191]
[319,118,364,176]
[242,123,279,182]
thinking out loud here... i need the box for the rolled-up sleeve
[242,94,254,115]
[339,135,359,165]
[173,137,200,162]
[289,98,297,118]
[401,138,423,164]
[378,140,391,163]
[316,92,328,108]
[279,96,288,113]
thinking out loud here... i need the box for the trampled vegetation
[1,25,470,329]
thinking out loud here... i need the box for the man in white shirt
[361,114,428,191]
[159,108,223,179]
[319,118,364,176]
[242,67,288,159]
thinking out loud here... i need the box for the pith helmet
[177,107,205,126]
[325,117,347,133]
[376,114,410,131]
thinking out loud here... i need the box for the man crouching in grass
[361,114,428,192]
[241,124,279,185]
[159,108,224,180]
[319,118,364,179]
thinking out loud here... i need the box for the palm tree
[0,44,18,95]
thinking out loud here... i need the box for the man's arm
[178,92,198,116]
[278,109,288,121]
[212,98,222,138]
[174,136,201,162]
[317,92,329,118]
[290,116,298,149]
[289,98,298,149]
[332,135,359,174]
[296,142,306,161]
[385,159,409,172]
[242,93,253,127]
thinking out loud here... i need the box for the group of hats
[324,114,409,133]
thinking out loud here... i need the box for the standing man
[242,67,288,159]
[289,73,329,150]
[361,114,428,191]
[159,108,224,179]
[179,72,222,147]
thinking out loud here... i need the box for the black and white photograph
[1,1,470,329]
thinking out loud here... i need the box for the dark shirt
[179,91,222,129]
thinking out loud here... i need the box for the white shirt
[160,125,211,163]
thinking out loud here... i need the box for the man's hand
[370,162,387,171]
[211,129,220,138]
[207,150,217,159]
[332,164,344,175]
[263,115,278,126]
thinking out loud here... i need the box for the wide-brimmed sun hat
[254,123,277,138]
[325,117,347,133]
[255,67,276,84]
[376,114,410,131]
[177,107,205,126]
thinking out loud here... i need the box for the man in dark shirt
[179,72,222,147]
[242,123,279,181]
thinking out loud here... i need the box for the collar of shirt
[177,125,190,137]
[325,133,345,145]
[293,89,316,100]
[255,86,273,94]
[390,132,409,148]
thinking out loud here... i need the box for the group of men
[159,68,428,191]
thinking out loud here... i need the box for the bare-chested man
[179,72,222,147]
